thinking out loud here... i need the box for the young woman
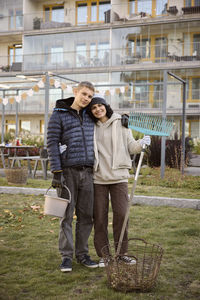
[87,96,150,267]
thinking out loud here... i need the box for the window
[44,5,64,22]
[51,47,63,64]
[135,81,149,107]
[156,0,167,15]
[138,0,151,14]
[8,45,22,66]
[8,9,23,29]
[129,0,167,16]
[76,1,111,24]
[153,80,163,108]
[20,121,31,132]
[126,35,167,62]
[99,1,110,21]
[98,42,109,59]
[76,42,109,66]
[127,39,135,56]
[155,37,167,61]
[129,0,135,14]
[5,120,15,133]
[185,0,200,6]
[76,44,87,67]
[40,120,44,134]
[192,78,200,100]
[186,77,200,102]
[193,34,200,56]
[136,38,150,58]
[77,3,87,24]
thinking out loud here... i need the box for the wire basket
[4,167,28,185]
[101,238,164,292]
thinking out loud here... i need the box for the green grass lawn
[1,166,199,199]
[0,193,200,299]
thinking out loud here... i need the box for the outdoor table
[0,145,36,169]
[8,156,49,180]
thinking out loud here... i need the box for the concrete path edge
[0,186,199,210]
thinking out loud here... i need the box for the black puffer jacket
[47,97,94,172]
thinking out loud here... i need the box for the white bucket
[44,185,71,218]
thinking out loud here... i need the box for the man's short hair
[77,81,95,92]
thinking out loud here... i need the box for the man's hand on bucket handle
[52,171,66,188]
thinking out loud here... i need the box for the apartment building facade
[0,0,200,139]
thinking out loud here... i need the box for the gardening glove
[121,114,129,128]
[52,171,66,188]
[140,135,151,147]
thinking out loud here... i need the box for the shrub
[21,135,44,147]
[147,134,192,169]
[194,140,200,155]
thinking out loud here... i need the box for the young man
[47,81,98,272]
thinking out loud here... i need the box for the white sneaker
[99,258,105,268]
[119,255,136,265]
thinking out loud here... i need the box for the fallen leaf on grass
[23,207,30,212]
[51,217,58,221]
[49,230,54,233]
[31,205,40,211]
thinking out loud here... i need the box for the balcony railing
[0,2,200,33]
[1,46,200,73]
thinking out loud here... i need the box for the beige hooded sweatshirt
[93,113,142,184]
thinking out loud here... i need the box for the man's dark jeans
[58,167,94,261]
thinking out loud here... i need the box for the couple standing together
[47,81,150,272]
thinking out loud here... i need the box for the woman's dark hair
[87,104,113,123]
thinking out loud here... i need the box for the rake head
[128,112,174,137]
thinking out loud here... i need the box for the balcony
[1,2,200,34]
[1,48,200,74]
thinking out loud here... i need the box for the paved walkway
[0,186,199,210]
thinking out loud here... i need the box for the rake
[116,112,174,256]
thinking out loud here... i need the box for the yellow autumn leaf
[30,205,40,210]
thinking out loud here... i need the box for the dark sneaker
[78,255,98,268]
[60,258,72,272]
[118,255,136,265]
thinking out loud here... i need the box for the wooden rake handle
[116,144,146,257]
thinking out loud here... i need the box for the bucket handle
[45,185,71,203]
